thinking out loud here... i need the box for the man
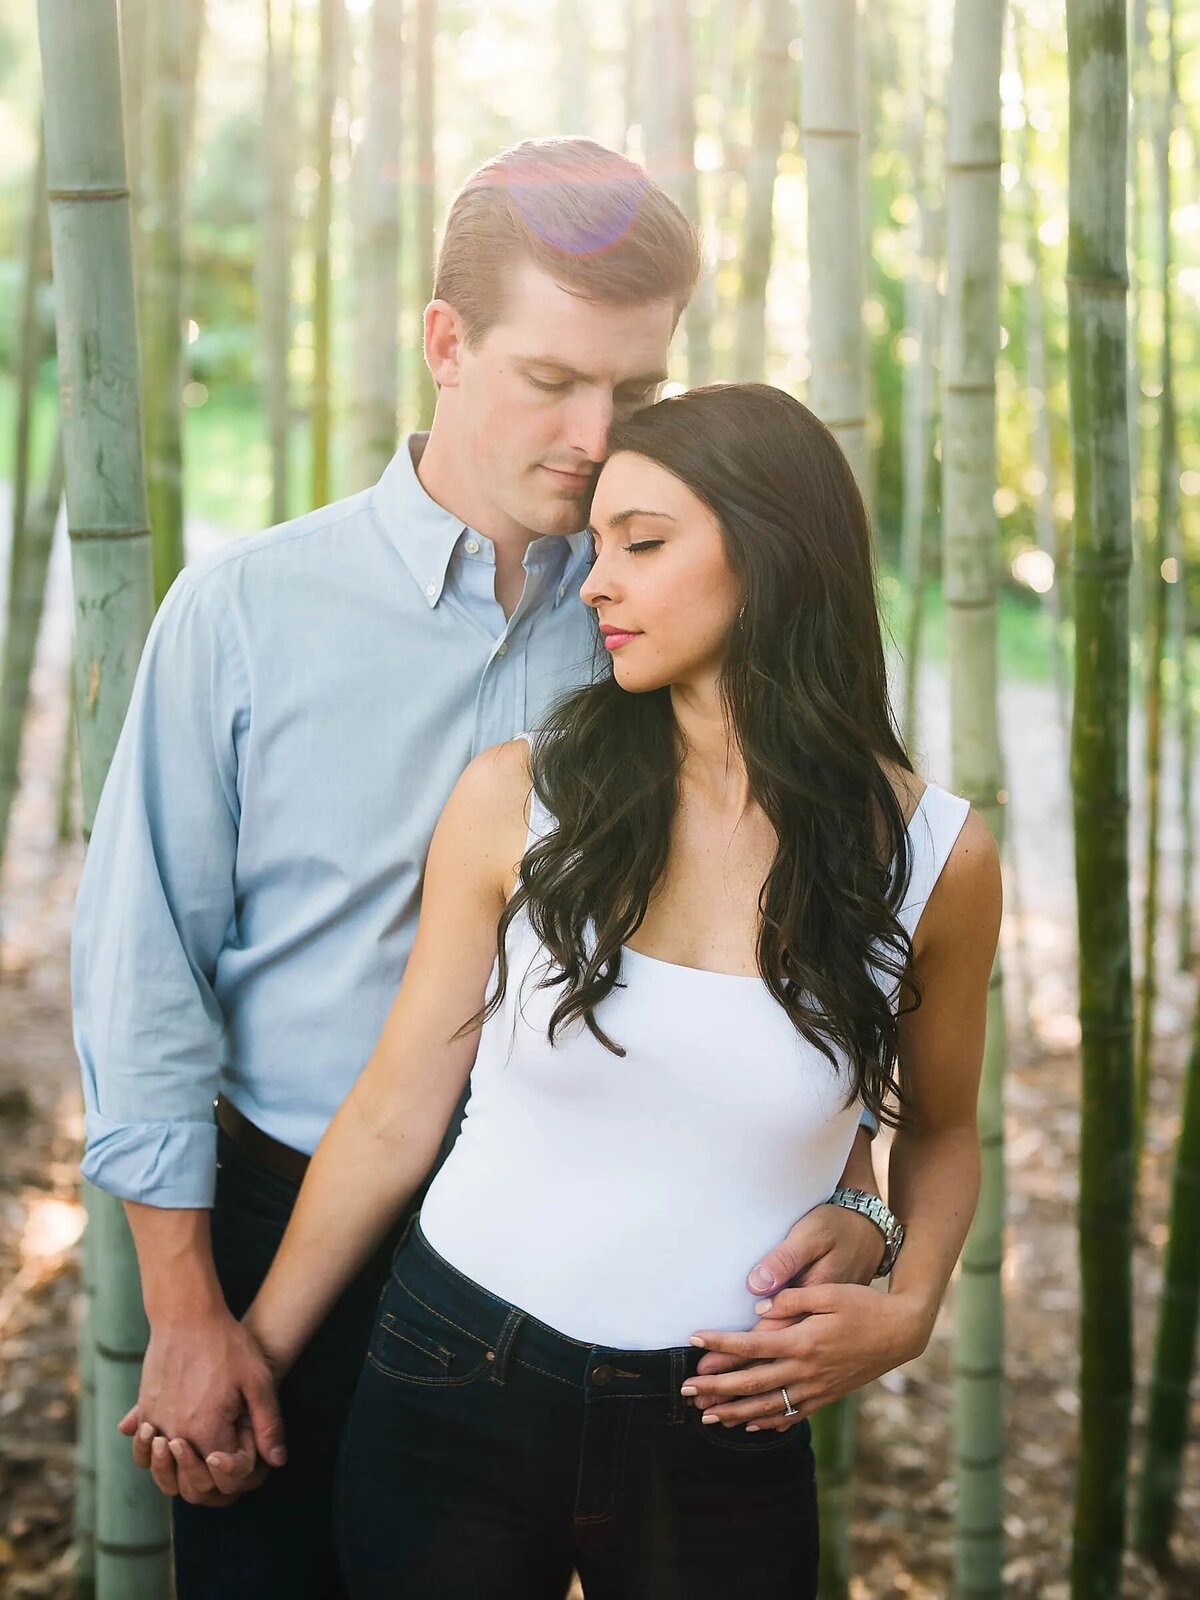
[73,139,891,1600]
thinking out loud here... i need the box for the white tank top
[420,739,970,1348]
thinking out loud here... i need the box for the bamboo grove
[0,0,1197,1594]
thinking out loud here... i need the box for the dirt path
[0,506,1196,1596]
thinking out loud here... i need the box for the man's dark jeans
[170,1128,410,1600]
[334,1216,820,1599]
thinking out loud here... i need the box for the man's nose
[567,392,615,464]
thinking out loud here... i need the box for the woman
[169,384,1001,1597]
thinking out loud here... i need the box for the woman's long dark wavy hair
[478,383,922,1130]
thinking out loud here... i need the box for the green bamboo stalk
[58,656,78,845]
[801,0,867,489]
[812,1395,857,1599]
[733,0,793,383]
[414,0,437,428]
[311,0,342,507]
[261,0,295,526]
[898,0,944,755]
[800,9,869,1589]
[1015,2,1071,767]
[1133,0,1176,1175]
[943,2,1009,1594]
[10,128,47,578]
[349,0,403,492]
[118,0,149,231]
[642,0,711,386]
[0,131,52,887]
[141,0,187,603]
[557,0,590,134]
[73,1180,96,1599]
[1133,974,1200,1560]
[1177,590,1194,970]
[0,433,64,879]
[35,5,165,1597]
[1064,1,1135,1595]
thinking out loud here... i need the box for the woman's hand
[681,1283,932,1432]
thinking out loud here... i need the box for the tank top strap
[515,731,556,853]
[896,783,971,936]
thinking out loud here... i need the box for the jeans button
[591,1363,615,1385]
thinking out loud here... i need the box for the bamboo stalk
[261,0,295,526]
[943,3,1009,1594]
[0,433,64,880]
[349,0,403,492]
[1134,975,1200,1559]
[414,0,437,428]
[1064,1,1135,1594]
[801,0,867,488]
[898,0,944,755]
[141,0,187,602]
[557,0,590,135]
[35,4,165,1596]
[311,0,343,507]
[1133,0,1176,1175]
[733,0,793,383]
[800,8,870,1591]
[643,0,711,386]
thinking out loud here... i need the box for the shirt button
[591,1364,615,1386]
[425,582,436,597]
[496,642,508,657]
[464,538,480,554]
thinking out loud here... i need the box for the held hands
[684,1199,929,1431]
[118,1308,286,1506]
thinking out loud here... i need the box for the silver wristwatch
[827,1186,906,1279]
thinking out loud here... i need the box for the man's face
[441,258,677,539]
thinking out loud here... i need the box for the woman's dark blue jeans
[334,1216,820,1599]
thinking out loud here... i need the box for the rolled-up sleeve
[73,569,245,1208]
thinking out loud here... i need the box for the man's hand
[116,1307,286,1505]
[682,1282,931,1431]
[693,1197,886,1386]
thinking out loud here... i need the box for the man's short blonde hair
[433,138,702,346]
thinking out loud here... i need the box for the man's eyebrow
[517,358,669,387]
[587,510,677,537]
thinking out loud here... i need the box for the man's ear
[425,299,465,387]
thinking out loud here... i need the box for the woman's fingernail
[755,1298,773,1314]
[152,1437,166,1457]
[749,1266,775,1291]
[206,1454,222,1469]
[169,1439,185,1461]
[680,1386,698,1397]
[746,1424,760,1433]
[688,1336,706,1349]
[138,1422,155,1442]
[701,1412,719,1425]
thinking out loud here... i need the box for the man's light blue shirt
[73,434,875,1210]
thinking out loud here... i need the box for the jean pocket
[365,1274,492,1388]
[687,1405,814,1455]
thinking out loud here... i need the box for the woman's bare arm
[240,738,530,1380]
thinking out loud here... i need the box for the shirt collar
[372,433,594,611]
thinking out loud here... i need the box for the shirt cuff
[81,1112,218,1209]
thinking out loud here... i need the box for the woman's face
[578,451,742,695]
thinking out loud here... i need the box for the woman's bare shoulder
[921,805,1003,959]
[439,739,534,900]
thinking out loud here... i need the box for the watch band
[827,1185,906,1278]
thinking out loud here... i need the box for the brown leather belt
[215,1094,311,1187]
